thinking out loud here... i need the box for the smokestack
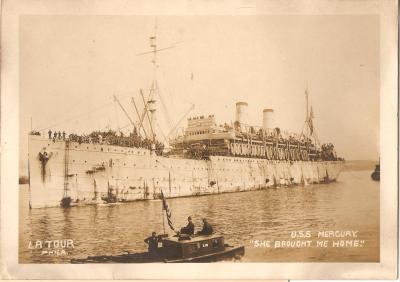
[262,109,274,130]
[235,102,248,130]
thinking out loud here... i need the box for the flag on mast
[308,106,314,134]
[161,190,175,231]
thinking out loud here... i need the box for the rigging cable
[34,92,136,132]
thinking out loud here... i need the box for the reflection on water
[19,170,379,263]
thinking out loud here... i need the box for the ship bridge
[173,115,234,144]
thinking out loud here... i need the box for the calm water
[19,170,379,263]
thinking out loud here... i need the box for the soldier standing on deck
[144,232,160,258]
[48,130,52,139]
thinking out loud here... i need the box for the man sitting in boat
[197,218,214,235]
[180,216,195,235]
[144,232,160,257]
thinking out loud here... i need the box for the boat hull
[27,136,345,208]
[165,245,245,263]
[71,246,245,263]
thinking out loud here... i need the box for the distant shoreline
[342,160,377,172]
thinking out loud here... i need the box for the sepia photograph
[19,14,379,264]
[1,0,397,280]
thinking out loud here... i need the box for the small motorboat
[71,233,244,263]
[371,163,380,181]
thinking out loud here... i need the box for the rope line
[33,92,142,132]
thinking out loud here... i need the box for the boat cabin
[161,235,225,259]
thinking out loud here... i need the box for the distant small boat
[371,163,380,181]
[102,181,118,203]
[60,196,72,208]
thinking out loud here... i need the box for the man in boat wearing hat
[197,218,214,235]
[180,216,195,235]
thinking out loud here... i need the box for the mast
[150,19,158,83]
[302,87,321,150]
[141,90,156,142]
[300,86,310,141]
[148,21,158,142]
[305,86,309,140]
[136,19,178,144]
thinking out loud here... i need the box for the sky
[19,15,379,172]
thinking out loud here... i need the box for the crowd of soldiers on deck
[36,128,165,153]
[321,143,339,161]
[236,126,314,147]
[46,130,66,141]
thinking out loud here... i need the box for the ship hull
[27,136,344,208]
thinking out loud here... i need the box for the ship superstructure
[170,100,336,162]
[26,26,344,208]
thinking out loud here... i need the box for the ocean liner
[27,28,344,208]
